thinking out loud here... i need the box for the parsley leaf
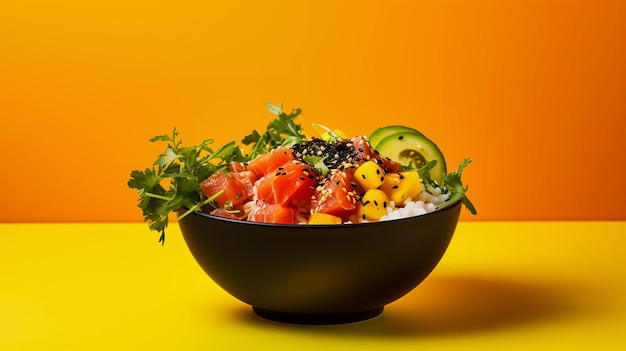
[128,128,239,244]
[129,103,309,244]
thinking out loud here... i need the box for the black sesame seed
[392,185,399,189]
[299,177,305,181]
[361,174,366,179]
[374,200,379,206]
[398,135,404,140]
[383,201,387,208]
[290,137,384,184]
[376,169,380,175]
[380,176,384,182]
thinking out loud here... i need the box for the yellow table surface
[1,222,625,351]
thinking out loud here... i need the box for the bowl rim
[178,199,462,228]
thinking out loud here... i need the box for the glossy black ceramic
[178,200,462,325]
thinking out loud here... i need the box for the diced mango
[354,160,385,191]
[379,173,401,197]
[360,189,390,221]
[308,212,343,225]
[379,171,422,205]
[348,206,364,224]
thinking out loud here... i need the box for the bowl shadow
[224,273,589,338]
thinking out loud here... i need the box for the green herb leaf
[303,155,329,176]
[246,103,307,159]
[241,130,261,145]
[208,140,240,162]
[266,101,284,115]
[153,146,180,168]
[414,160,437,182]
[149,128,177,143]
[439,158,477,214]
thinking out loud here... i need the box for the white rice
[378,189,450,222]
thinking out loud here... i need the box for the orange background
[1,0,625,223]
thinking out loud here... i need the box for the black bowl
[177,200,462,325]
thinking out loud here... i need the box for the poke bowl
[128,102,476,325]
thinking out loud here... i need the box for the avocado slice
[368,125,418,149]
[375,131,447,184]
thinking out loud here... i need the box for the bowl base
[252,306,384,325]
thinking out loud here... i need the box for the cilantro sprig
[128,128,244,244]
[414,159,477,214]
[442,159,477,214]
[128,102,308,244]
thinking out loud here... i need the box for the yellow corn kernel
[354,160,385,191]
[360,189,390,221]
[389,171,422,204]
[308,212,343,225]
